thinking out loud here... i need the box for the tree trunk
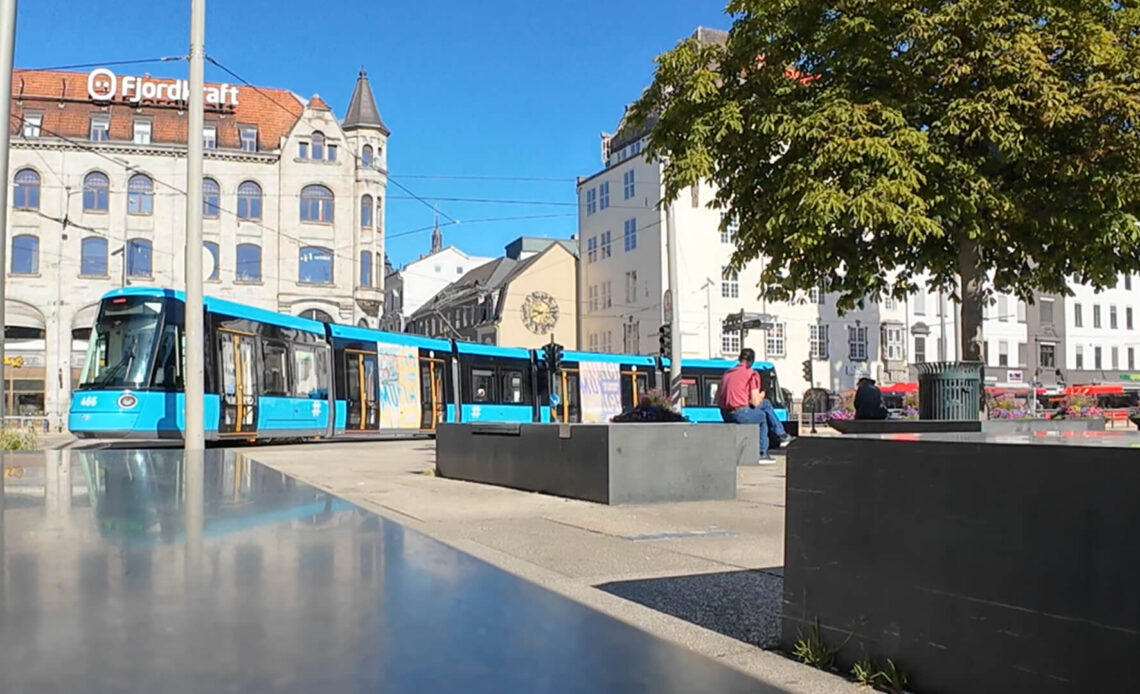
[957,238,985,364]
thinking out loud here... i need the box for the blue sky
[14,0,730,266]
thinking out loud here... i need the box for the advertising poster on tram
[580,360,623,423]
[375,342,421,429]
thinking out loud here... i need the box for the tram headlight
[117,393,138,409]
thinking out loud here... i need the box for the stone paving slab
[246,439,859,694]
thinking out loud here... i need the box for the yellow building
[407,237,578,349]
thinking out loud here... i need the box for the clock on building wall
[521,291,559,334]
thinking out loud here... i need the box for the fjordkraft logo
[86,67,239,106]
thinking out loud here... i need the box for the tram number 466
[78,396,98,407]
[3,467,24,479]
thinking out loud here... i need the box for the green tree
[631,1,1140,362]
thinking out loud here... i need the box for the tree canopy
[632,0,1140,360]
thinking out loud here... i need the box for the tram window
[472,369,495,402]
[293,346,323,399]
[680,378,700,406]
[501,369,525,404]
[151,323,183,390]
[262,342,289,396]
[705,378,720,406]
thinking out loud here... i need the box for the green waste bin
[916,361,983,421]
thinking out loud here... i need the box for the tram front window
[78,297,165,389]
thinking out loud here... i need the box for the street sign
[722,311,777,331]
[663,290,672,323]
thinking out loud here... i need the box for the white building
[379,224,492,332]
[1064,273,1139,378]
[576,27,910,396]
[6,66,390,426]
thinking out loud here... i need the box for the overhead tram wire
[19,56,186,72]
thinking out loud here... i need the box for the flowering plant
[822,389,856,421]
[1050,393,1104,419]
[987,396,1032,420]
[611,388,689,423]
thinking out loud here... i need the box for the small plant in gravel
[792,617,839,669]
[880,658,909,694]
[852,657,881,687]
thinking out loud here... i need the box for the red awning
[880,382,918,394]
[1065,385,1125,396]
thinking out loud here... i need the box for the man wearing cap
[716,348,792,462]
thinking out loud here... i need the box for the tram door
[419,358,445,431]
[218,329,258,435]
[554,369,582,423]
[621,370,650,411]
[344,350,379,431]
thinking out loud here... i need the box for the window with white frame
[809,286,825,305]
[602,281,613,308]
[914,336,926,363]
[587,236,597,263]
[1017,299,1027,322]
[623,170,635,199]
[625,271,637,303]
[721,329,741,356]
[21,112,41,138]
[998,340,1009,367]
[884,295,898,310]
[599,182,610,210]
[239,125,258,152]
[721,219,737,244]
[913,289,926,315]
[601,231,612,258]
[203,124,217,149]
[622,322,640,353]
[810,324,829,359]
[90,114,110,141]
[998,295,1008,322]
[766,323,786,357]
[132,119,151,145]
[586,188,597,215]
[588,333,598,351]
[884,326,905,361]
[623,218,637,251]
[588,285,597,312]
[848,325,868,361]
[721,266,739,298]
[602,331,613,353]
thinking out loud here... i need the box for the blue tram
[69,287,788,443]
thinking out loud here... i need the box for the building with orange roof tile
[5,65,390,428]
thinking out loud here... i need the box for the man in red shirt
[717,348,791,461]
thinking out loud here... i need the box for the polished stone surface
[848,428,1140,448]
[0,449,777,693]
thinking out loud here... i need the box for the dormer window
[299,131,338,161]
[311,131,325,160]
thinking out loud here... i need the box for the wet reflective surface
[858,429,1140,447]
[0,450,774,693]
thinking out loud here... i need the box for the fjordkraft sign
[87,68,239,107]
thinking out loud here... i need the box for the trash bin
[916,362,983,420]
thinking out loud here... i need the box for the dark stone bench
[783,432,1140,693]
[435,423,755,504]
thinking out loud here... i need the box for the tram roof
[660,357,776,371]
[101,287,326,336]
[328,323,452,352]
[561,351,657,367]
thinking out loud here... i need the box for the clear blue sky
[14,0,730,267]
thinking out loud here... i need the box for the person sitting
[716,348,793,462]
[854,378,889,420]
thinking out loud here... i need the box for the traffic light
[658,324,672,359]
[542,343,563,372]
[802,359,813,384]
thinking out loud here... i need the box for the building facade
[576,28,908,395]
[379,225,492,333]
[6,66,390,426]
[407,237,578,349]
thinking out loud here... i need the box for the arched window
[357,318,369,328]
[202,177,220,218]
[236,243,261,282]
[237,181,262,220]
[300,308,334,323]
[360,251,372,287]
[375,196,382,230]
[11,234,38,274]
[361,144,373,168]
[204,241,220,280]
[81,237,108,276]
[311,131,325,160]
[83,171,109,211]
[127,174,154,215]
[126,238,152,277]
[300,184,334,223]
[13,168,39,209]
[299,246,333,284]
[361,194,373,228]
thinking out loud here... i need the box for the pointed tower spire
[343,67,389,134]
[430,208,443,254]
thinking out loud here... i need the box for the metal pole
[0,0,18,425]
[184,0,206,450]
[665,201,682,409]
[938,288,947,361]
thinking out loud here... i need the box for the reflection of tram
[77,449,348,544]
[68,287,788,442]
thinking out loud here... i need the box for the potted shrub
[1049,393,1105,420]
[611,389,690,423]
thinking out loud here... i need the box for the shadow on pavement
[596,567,784,649]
